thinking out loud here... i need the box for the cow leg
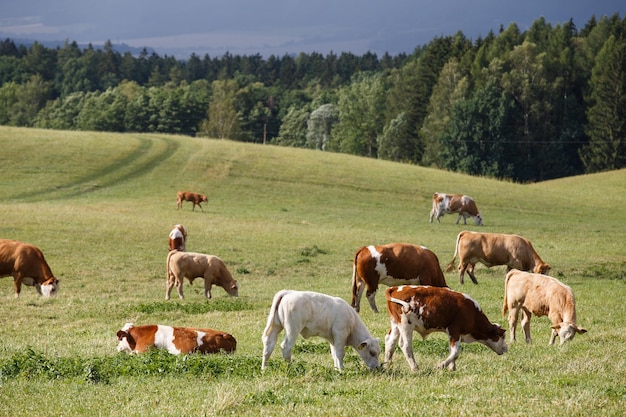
[521,308,533,344]
[176,278,185,299]
[384,323,400,368]
[366,289,379,313]
[279,328,299,363]
[549,327,559,345]
[438,338,460,371]
[261,325,282,370]
[198,203,204,212]
[397,324,418,371]
[466,263,478,284]
[203,278,213,299]
[507,307,519,343]
[12,275,23,298]
[458,263,468,284]
[329,343,346,370]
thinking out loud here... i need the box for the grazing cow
[445,231,551,284]
[166,251,238,300]
[503,269,587,345]
[429,193,483,226]
[176,191,208,212]
[385,285,507,371]
[168,224,188,252]
[116,323,236,354]
[351,243,448,313]
[261,290,381,371]
[0,239,60,298]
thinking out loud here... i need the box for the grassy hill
[0,126,625,416]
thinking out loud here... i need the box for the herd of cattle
[0,192,587,372]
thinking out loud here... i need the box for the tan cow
[0,239,60,297]
[168,224,188,252]
[503,269,587,345]
[176,191,208,212]
[166,251,238,300]
[351,243,448,313]
[445,231,551,284]
[117,323,236,354]
[385,285,507,371]
[429,193,483,226]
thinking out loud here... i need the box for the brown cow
[445,231,551,284]
[0,239,60,298]
[168,224,188,252]
[385,285,507,371]
[429,193,483,226]
[176,191,208,212]
[351,243,448,313]
[503,269,587,345]
[116,323,236,354]
[166,251,238,300]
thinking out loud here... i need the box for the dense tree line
[1,13,624,181]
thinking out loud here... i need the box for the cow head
[483,324,508,355]
[356,337,381,370]
[551,322,587,345]
[474,214,484,226]
[226,281,239,297]
[534,263,551,275]
[40,278,59,297]
[116,325,137,353]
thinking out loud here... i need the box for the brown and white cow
[445,231,551,284]
[261,290,381,371]
[168,224,188,252]
[384,285,507,371]
[429,193,483,226]
[0,239,60,298]
[503,269,587,345]
[166,251,238,300]
[351,243,448,313]
[176,191,208,212]
[116,323,236,354]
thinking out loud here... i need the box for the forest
[0,13,624,182]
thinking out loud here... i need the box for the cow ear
[116,330,126,340]
[576,327,588,334]
[550,324,562,330]
[357,342,367,351]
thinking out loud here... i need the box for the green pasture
[0,126,625,416]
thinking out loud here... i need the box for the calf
[503,269,587,345]
[116,323,236,354]
[445,231,551,284]
[176,191,208,212]
[0,239,60,298]
[385,285,507,371]
[351,243,448,313]
[429,193,483,226]
[168,224,188,252]
[261,290,381,371]
[166,251,238,300]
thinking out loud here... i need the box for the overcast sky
[1,1,624,58]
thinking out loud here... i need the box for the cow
[351,243,448,313]
[384,285,507,371]
[166,250,238,300]
[116,323,236,354]
[261,290,381,371]
[445,231,551,284]
[0,239,60,298]
[503,269,587,345]
[429,193,483,226]
[168,224,188,252]
[176,191,208,212]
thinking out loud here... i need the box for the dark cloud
[0,0,623,57]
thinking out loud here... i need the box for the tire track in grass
[9,136,179,202]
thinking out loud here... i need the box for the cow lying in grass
[117,323,236,354]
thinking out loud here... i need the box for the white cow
[261,290,381,371]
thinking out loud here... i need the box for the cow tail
[351,250,359,296]
[264,290,287,337]
[502,273,511,317]
[166,250,177,285]
[445,232,462,272]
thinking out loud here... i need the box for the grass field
[0,126,625,416]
